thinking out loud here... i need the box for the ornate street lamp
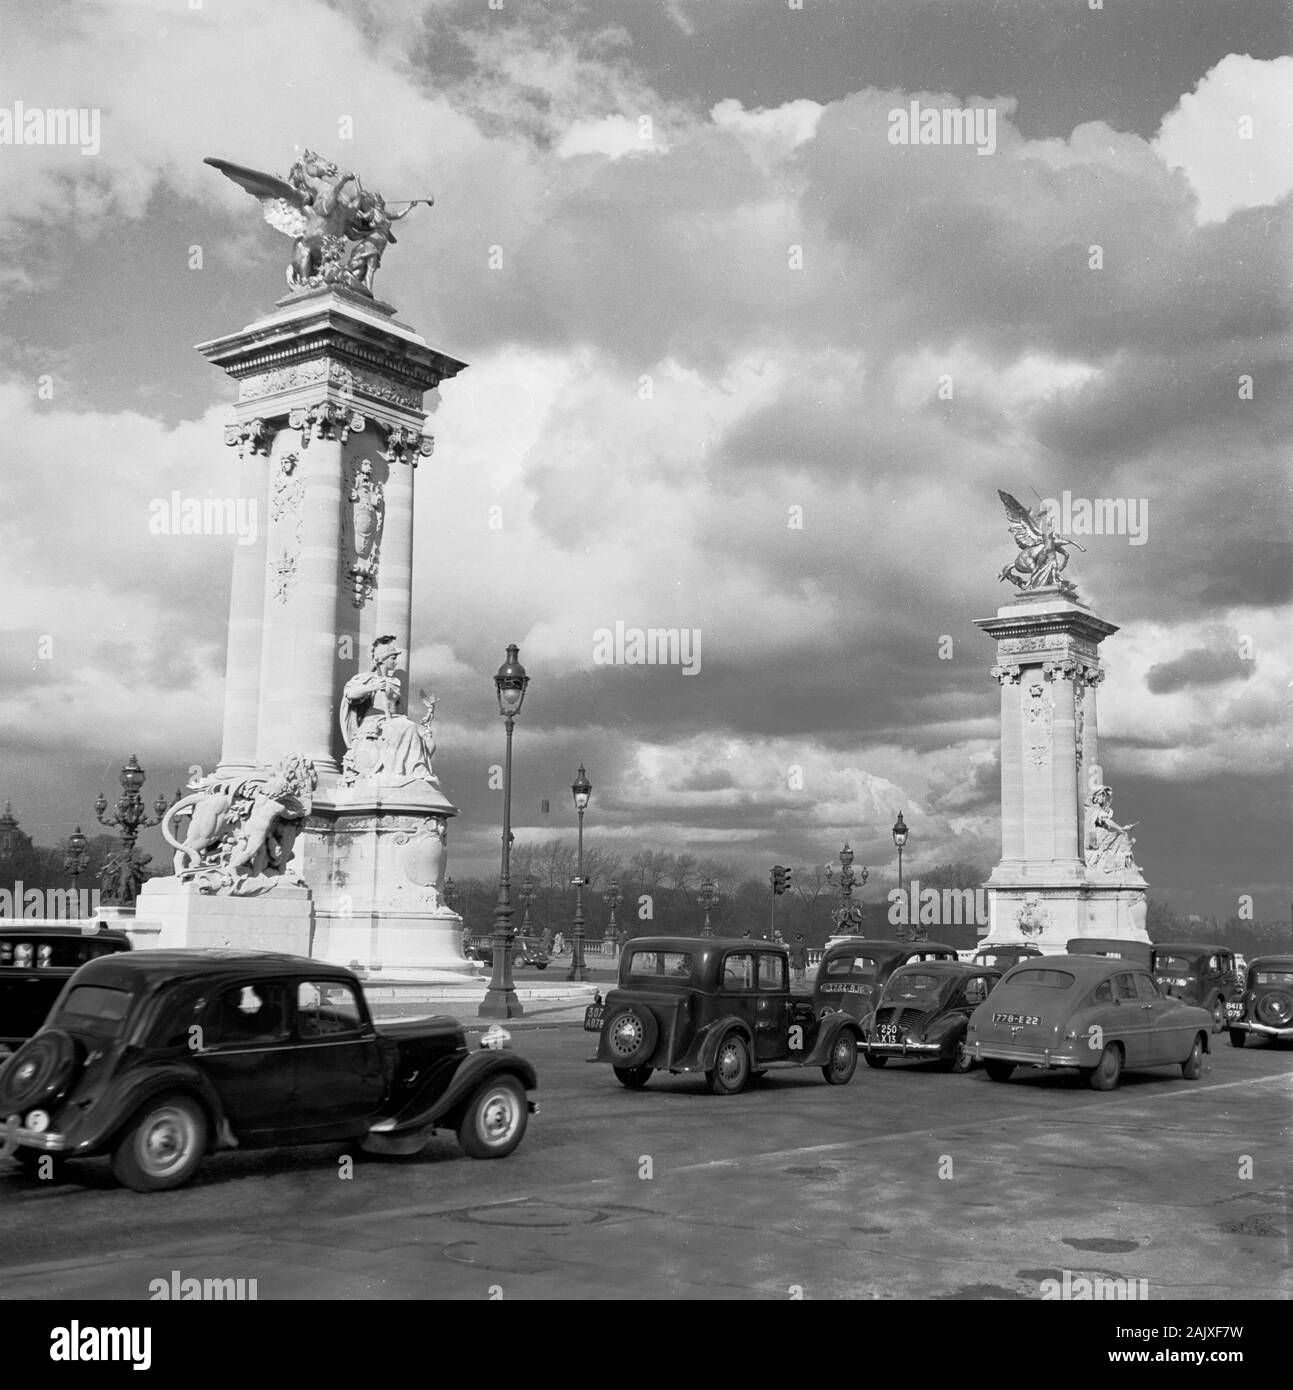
[480,644,530,1019]
[443,875,457,911]
[892,812,910,940]
[604,877,623,955]
[568,764,591,982]
[64,827,89,898]
[94,754,170,906]
[518,875,538,934]
[826,842,868,936]
[698,877,718,937]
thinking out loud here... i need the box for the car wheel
[1088,1044,1123,1091]
[457,1075,527,1159]
[1209,996,1226,1033]
[1255,990,1293,1029]
[604,1007,658,1068]
[111,1094,208,1192]
[822,1032,858,1085]
[950,1046,976,1075]
[1181,1033,1205,1079]
[0,1031,81,1113]
[706,1034,750,1095]
[984,1060,1014,1083]
[536,962,548,970]
[1228,1027,1247,1049]
[612,1065,652,1089]
[863,1052,888,1069]
[512,952,526,970]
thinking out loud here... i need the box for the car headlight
[25,1109,50,1133]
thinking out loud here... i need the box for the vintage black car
[0,922,132,1056]
[585,936,863,1093]
[1152,943,1239,1033]
[1227,954,1293,1049]
[861,962,1001,1071]
[0,950,537,1191]
[468,934,550,970]
[812,938,960,1027]
[972,943,1042,973]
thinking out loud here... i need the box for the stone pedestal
[136,875,313,954]
[975,588,1148,953]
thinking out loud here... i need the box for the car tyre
[950,1045,976,1075]
[863,1052,888,1069]
[1228,1027,1246,1048]
[612,1065,652,1089]
[1088,1044,1123,1091]
[111,1093,208,1192]
[512,952,526,971]
[984,1060,1014,1083]
[1209,996,1226,1034]
[536,962,548,970]
[1181,1033,1205,1079]
[0,1031,80,1113]
[822,1032,858,1085]
[706,1033,750,1095]
[457,1075,527,1159]
[604,1007,658,1068]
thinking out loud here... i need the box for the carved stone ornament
[289,401,367,444]
[1042,658,1079,682]
[1081,666,1106,687]
[1024,683,1052,767]
[1015,894,1053,937]
[269,452,303,604]
[381,423,435,467]
[346,458,384,606]
[991,663,1023,684]
[224,417,275,457]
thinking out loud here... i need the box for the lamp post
[518,876,538,935]
[480,645,530,1020]
[892,812,910,940]
[94,755,169,906]
[698,876,718,937]
[64,827,89,908]
[604,878,623,956]
[568,764,591,982]
[826,842,868,935]
[443,875,457,911]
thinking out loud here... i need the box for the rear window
[1252,969,1293,987]
[1007,969,1075,990]
[1156,954,1194,974]
[823,955,878,979]
[883,972,944,1002]
[54,984,132,1035]
[626,950,693,979]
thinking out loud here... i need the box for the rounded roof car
[1227,954,1293,1048]
[0,922,132,1053]
[862,960,1001,1073]
[965,953,1212,1091]
[0,949,537,1191]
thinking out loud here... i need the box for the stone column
[993,664,1025,867]
[217,426,274,774]
[1046,662,1082,867]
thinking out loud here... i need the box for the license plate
[877,1023,899,1043]
[583,1004,606,1032]
[993,1012,1041,1026]
[1226,1001,1244,1019]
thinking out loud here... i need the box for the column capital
[991,663,1024,684]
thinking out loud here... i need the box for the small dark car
[585,936,863,1094]
[468,934,550,970]
[812,938,960,1027]
[0,950,537,1191]
[1065,937,1154,967]
[862,962,1001,1072]
[0,922,132,1056]
[972,943,1042,973]
[1227,954,1293,1049]
[1152,943,1239,1033]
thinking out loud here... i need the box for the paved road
[2,1025,1288,1301]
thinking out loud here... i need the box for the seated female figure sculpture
[339,635,440,789]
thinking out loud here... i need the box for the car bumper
[1230,1020,1293,1039]
[862,1040,943,1058]
[967,1040,1082,1068]
[0,1114,69,1152]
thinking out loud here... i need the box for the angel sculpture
[996,488,1085,591]
[205,150,432,298]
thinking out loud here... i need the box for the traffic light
[771,865,789,895]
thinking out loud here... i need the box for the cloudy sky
[0,0,1289,917]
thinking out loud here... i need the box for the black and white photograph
[0,0,1289,1335]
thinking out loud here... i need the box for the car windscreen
[1005,969,1075,989]
[822,954,878,979]
[1252,969,1293,986]
[975,952,1024,970]
[626,950,693,979]
[53,984,132,1036]
[881,971,946,1003]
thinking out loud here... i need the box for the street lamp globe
[892,812,908,849]
[494,643,529,718]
